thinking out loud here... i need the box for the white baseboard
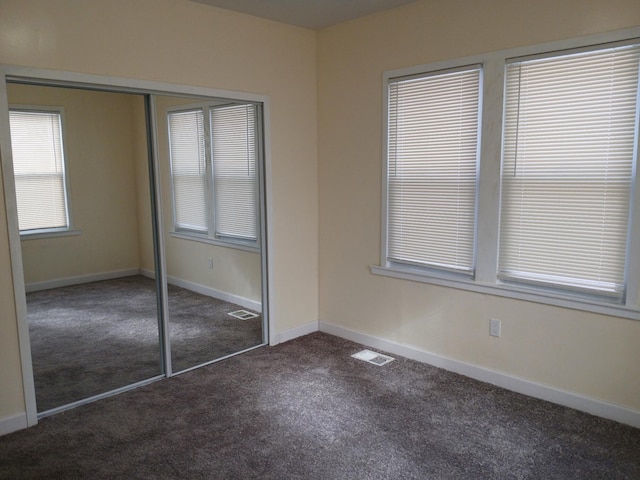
[140,269,261,312]
[0,413,28,436]
[25,269,140,293]
[271,320,319,346]
[168,276,261,311]
[319,321,640,429]
[139,268,155,280]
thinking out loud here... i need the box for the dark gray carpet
[1,332,638,479]
[27,275,262,412]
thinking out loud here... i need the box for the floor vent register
[228,310,259,320]
[351,349,395,366]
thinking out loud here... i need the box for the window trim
[9,105,75,239]
[385,64,483,275]
[375,27,640,321]
[166,101,262,252]
[169,230,259,253]
[20,229,82,240]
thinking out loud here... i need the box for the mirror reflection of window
[9,108,70,234]
[210,104,258,243]
[167,108,208,233]
[167,103,259,249]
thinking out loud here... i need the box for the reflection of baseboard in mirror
[24,268,139,293]
[139,268,261,312]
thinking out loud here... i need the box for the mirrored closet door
[3,77,268,416]
[7,83,163,412]
[155,95,264,373]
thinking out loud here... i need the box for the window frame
[374,28,640,321]
[385,65,483,277]
[167,106,210,235]
[209,103,260,243]
[498,44,640,300]
[9,105,77,239]
[166,100,262,252]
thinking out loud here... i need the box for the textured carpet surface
[27,275,262,411]
[1,332,639,479]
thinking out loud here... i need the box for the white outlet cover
[490,318,501,337]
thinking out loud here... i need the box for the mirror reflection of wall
[155,95,264,373]
[7,83,162,413]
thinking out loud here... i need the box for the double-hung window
[378,33,640,317]
[210,105,258,241]
[168,108,208,233]
[9,108,71,234]
[385,67,482,274]
[167,102,259,249]
[499,45,640,300]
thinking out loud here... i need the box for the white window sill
[20,229,82,240]
[169,231,259,253]
[370,265,640,321]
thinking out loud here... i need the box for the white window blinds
[210,104,257,241]
[387,67,481,273]
[168,109,208,232]
[9,110,69,232]
[499,45,640,297]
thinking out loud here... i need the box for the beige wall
[8,84,146,285]
[164,237,262,302]
[0,0,318,424]
[317,0,640,412]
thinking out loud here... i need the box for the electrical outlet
[208,258,214,269]
[490,318,501,337]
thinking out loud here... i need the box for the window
[9,108,70,234]
[210,105,258,241]
[376,34,640,318]
[167,109,208,232]
[167,102,259,248]
[386,66,482,274]
[499,45,640,299]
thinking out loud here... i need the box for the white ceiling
[189,0,418,30]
